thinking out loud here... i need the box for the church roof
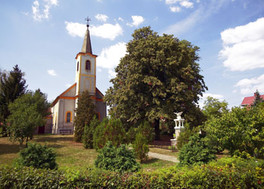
[81,27,92,54]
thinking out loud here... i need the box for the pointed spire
[81,17,92,54]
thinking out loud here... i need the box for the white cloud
[165,0,180,5]
[65,21,86,37]
[95,14,108,22]
[180,0,193,8]
[118,17,124,22]
[127,16,144,27]
[65,22,123,40]
[219,17,264,71]
[91,23,123,40]
[97,42,127,69]
[32,0,58,22]
[170,6,181,12]
[47,69,57,76]
[235,74,264,95]
[108,69,117,79]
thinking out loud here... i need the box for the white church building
[49,22,106,135]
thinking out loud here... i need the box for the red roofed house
[241,92,264,107]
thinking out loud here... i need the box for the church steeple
[81,17,92,54]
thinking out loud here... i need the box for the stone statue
[174,112,183,120]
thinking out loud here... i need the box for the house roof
[241,95,264,106]
[51,83,77,106]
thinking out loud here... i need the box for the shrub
[176,122,198,150]
[17,143,57,169]
[179,134,216,166]
[133,132,149,162]
[1,157,264,188]
[83,116,100,149]
[93,117,126,150]
[94,141,140,173]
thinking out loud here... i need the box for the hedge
[1,157,264,188]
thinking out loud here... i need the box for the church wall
[57,99,75,134]
[52,101,60,134]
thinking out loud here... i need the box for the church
[49,22,106,135]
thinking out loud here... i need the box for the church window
[77,62,79,71]
[65,111,72,123]
[85,60,91,71]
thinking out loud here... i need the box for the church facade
[50,24,106,134]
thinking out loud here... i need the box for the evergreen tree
[74,90,96,142]
[0,65,27,136]
[253,90,263,106]
[105,27,207,139]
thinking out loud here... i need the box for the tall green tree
[253,90,263,106]
[0,65,27,136]
[105,27,207,139]
[202,96,228,120]
[7,90,49,145]
[74,90,96,142]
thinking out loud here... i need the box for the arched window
[77,62,79,71]
[85,60,91,71]
[65,111,72,123]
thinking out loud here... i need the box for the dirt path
[148,152,179,163]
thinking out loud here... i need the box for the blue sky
[0,0,264,108]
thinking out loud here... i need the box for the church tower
[50,18,106,135]
[75,19,96,100]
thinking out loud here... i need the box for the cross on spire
[85,17,91,28]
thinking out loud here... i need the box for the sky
[0,0,264,109]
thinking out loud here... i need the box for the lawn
[0,135,176,172]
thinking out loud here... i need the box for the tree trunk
[154,119,160,140]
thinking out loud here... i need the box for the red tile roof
[241,95,264,106]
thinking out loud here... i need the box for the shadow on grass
[34,136,73,143]
[0,143,21,155]
[141,158,160,165]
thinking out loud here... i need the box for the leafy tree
[83,116,100,149]
[17,143,57,170]
[202,96,228,120]
[205,105,264,158]
[176,122,199,150]
[0,65,27,136]
[179,134,216,166]
[253,90,263,107]
[105,27,207,139]
[74,90,96,142]
[7,90,49,145]
[95,141,140,173]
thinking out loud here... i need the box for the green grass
[141,157,176,172]
[0,135,176,172]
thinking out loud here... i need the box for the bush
[94,141,140,173]
[17,143,57,170]
[179,134,216,166]
[133,132,149,162]
[176,123,198,150]
[93,117,126,150]
[83,116,100,149]
[1,157,264,188]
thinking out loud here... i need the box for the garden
[1,27,264,188]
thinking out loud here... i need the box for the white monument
[170,112,185,148]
